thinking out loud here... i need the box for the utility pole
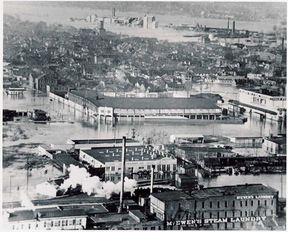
[10,175,12,193]
[118,136,126,213]
[26,156,29,192]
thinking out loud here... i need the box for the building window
[232,211,235,217]
[147,165,151,170]
[151,227,156,230]
[51,221,53,227]
[232,201,235,207]
[265,200,267,206]
[210,212,212,218]
[65,220,68,226]
[210,202,212,208]
[106,167,110,171]
[240,201,243,207]
[225,211,227,217]
[62,220,65,226]
[73,219,76,225]
[251,200,254,207]
[173,164,176,170]
[111,167,115,171]
[167,165,170,171]
[225,201,228,207]
[245,200,248,207]
[217,201,220,208]
[28,224,31,229]
[245,211,248,216]
[251,211,254,216]
[258,200,260,206]
[202,202,205,208]
[202,212,204,218]
[217,212,220,218]
[111,176,115,181]
[44,222,46,228]
[240,211,242,217]
[271,210,274,215]
[271,200,274,206]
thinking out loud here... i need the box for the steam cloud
[60,165,137,198]
[20,191,35,210]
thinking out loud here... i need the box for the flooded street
[2,85,286,202]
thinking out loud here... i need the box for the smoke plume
[60,165,137,198]
[20,191,35,210]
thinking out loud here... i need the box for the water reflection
[2,89,286,195]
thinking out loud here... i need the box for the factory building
[263,134,286,156]
[79,145,177,183]
[238,88,286,121]
[143,15,157,29]
[66,138,141,151]
[67,90,223,121]
[3,208,87,230]
[150,184,279,230]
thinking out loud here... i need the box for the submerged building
[62,90,223,121]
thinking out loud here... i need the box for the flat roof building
[150,184,279,230]
[79,145,177,184]
[67,90,222,121]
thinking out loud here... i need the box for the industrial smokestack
[118,136,126,213]
[227,17,230,30]
[100,20,104,30]
[112,8,115,18]
[233,21,236,34]
[150,165,155,194]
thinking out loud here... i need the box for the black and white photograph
[2,1,287,230]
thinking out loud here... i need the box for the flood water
[2,84,286,199]
[4,2,281,43]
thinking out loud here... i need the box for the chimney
[227,17,230,30]
[118,136,126,213]
[100,20,104,30]
[112,8,115,18]
[232,21,236,34]
[150,165,155,194]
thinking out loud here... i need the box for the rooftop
[52,153,84,168]
[151,191,193,202]
[35,208,86,219]
[70,91,221,110]
[8,210,35,222]
[265,136,286,145]
[171,134,204,139]
[81,145,167,164]
[70,138,135,145]
[177,146,233,153]
[190,184,278,199]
